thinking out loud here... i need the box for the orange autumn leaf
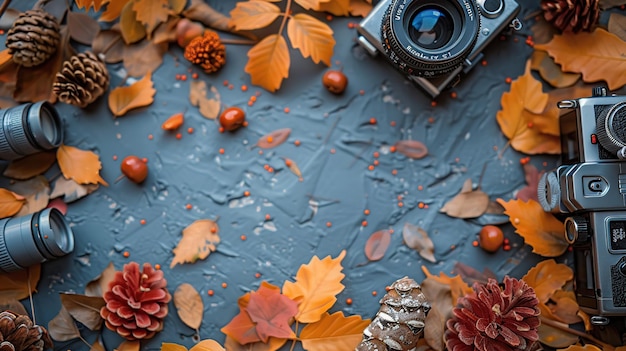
[535,28,626,90]
[287,14,335,66]
[299,312,370,351]
[295,0,329,11]
[0,188,25,218]
[421,266,472,306]
[522,259,573,303]
[57,144,108,186]
[108,71,155,116]
[317,0,351,16]
[132,0,170,35]
[75,0,104,11]
[170,219,221,268]
[0,264,40,302]
[229,1,281,31]
[119,2,146,44]
[100,0,131,22]
[245,34,290,92]
[558,346,603,351]
[162,339,226,351]
[497,198,569,257]
[282,250,346,323]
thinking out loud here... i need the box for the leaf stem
[0,0,12,19]
[278,0,293,36]
[28,266,35,325]
[540,316,615,351]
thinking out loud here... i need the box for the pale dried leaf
[48,306,80,341]
[0,298,27,316]
[189,80,221,119]
[608,12,626,41]
[123,40,167,77]
[85,262,116,297]
[174,283,204,330]
[60,293,105,331]
[440,179,489,218]
[171,219,221,268]
[8,176,50,217]
[402,222,436,262]
[3,151,57,180]
[50,176,99,203]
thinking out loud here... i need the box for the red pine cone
[183,30,226,74]
[541,0,600,33]
[445,276,540,351]
[100,262,171,341]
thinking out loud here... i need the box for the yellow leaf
[535,28,626,90]
[229,1,281,31]
[108,71,156,116]
[317,0,351,16]
[120,2,147,44]
[170,219,221,268]
[300,312,370,351]
[174,283,203,330]
[100,0,131,22]
[245,34,290,92]
[132,0,170,35]
[190,340,226,351]
[522,259,573,303]
[282,251,346,323]
[497,198,569,257]
[57,144,108,186]
[0,188,25,218]
[287,14,334,65]
[0,265,40,301]
[161,343,188,351]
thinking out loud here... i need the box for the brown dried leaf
[394,140,428,159]
[3,151,57,180]
[516,163,542,202]
[67,12,100,45]
[0,298,27,316]
[92,29,125,63]
[452,262,497,286]
[182,0,234,32]
[48,306,80,341]
[287,13,335,66]
[108,71,156,116]
[85,262,116,297]
[0,8,20,30]
[530,50,580,88]
[171,219,221,268]
[440,179,489,218]
[601,0,626,8]
[245,34,290,92]
[120,1,146,45]
[420,277,454,351]
[0,265,40,301]
[133,0,170,35]
[153,16,180,45]
[421,266,473,306]
[60,293,105,331]
[123,40,167,77]
[537,323,579,348]
[364,229,391,261]
[174,283,204,330]
[8,176,50,217]
[50,176,99,203]
[0,188,25,218]
[57,144,108,186]
[189,80,221,119]
[402,222,435,262]
[608,11,626,41]
[546,290,582,325]
[257,128,291,149]
[229,1,280,31]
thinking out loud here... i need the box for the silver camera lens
[0,102,64,160]
[0,208,74,272]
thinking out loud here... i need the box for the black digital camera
[538,87,626,325]
[356,0,521,97]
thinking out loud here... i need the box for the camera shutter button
[477,0,504,18]
[597,101,626,154]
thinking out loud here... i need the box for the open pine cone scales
[541,0,600,32]
[53,51,109,108]
[0,311,53,351]
[5,9,60,67]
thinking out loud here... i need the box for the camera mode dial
[597,101,626,156]
[537,171,561,212]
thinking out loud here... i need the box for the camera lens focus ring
[597,101,626,155]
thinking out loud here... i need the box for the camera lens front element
[409,7,454,50]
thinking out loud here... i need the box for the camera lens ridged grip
[0,225,20,272]
[537,171,560,212]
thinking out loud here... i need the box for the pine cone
[541,0,600,33]
[5,10,60,67]
[183,30,226,74]
[0,311,53,351]
[53,52,109,108]
[356,277,430,351]
[444,276,540,351]
[100,262,171,341]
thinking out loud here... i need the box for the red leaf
[364,230,391,261]
[246,284,298,342]
[220,308,261,345]
[516,162,543,202]
[394,140,428,159]
[256,128,291,149]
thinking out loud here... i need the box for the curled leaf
[162,112,184,130]
[174,283,204,330]
[440,179,489,218]
[108,71,155,117]
[245,34,290,92]
[189,80,221,119]
[257,128,291,149]
[402,223,435,263]
[3,151,57,180]
[0,188,25,218]
[171,219,221,268]
[57,144,108,186]
[364,229,391,261]
[394,140,428,159]
[182,0,234,32]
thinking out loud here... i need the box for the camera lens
[0,208,74,272]
[0,102,64,160]
[381,0,480,77]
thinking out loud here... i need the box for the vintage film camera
[538,87,626,325]
[356,0,521,97]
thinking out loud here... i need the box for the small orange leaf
[299,312,370,351]
[522,259,573,303]
[229,1,281,31]
[364,229,391,261]
[257,128,291,149]
[0,188,25,218]
[287,14,335,66]
[189,80,221,119]
[282,251,346,323]
[162,113,184,130]
[108,71,155,117]
[170,219,221,268]
[440,179,489,218]
[282,157,303,181]
[394,140,428,159]
[132,0,169,35]
[497,198,569,257]
[245,34,290,92]
[57,144,108,186]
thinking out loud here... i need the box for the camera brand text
[406,45,451,60]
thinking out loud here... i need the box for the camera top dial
[381,0,481,77]
[597,101,626,157]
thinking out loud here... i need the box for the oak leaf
[364,229,391,262]
[440,179,489,218]
[421,266,472,306]
[287,14,334,66]
[0,265,40,302]
[497,198,569,257]
[299,312,370,351]
[174,283,203,330]
[132,0,170,35]
[534,28,626,90]
[57,144,108,186]
[170,219,221,268]
[522,259,573,303]
[282,250,346,323]
[108,71,155,116]
[245,34,290,92]
[229,1,281,31]
[59,293,105,331]
[246,284,298,342]
[0,188,25,218]
[3,151,57,180]
[120,2,146,45]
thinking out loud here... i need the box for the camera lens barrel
[0,208,74,272]
[0,102,64,160]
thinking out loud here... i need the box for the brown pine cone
[541,0,600,33]
[5,10,60,67]
[0,311,53,351]
[183,30,226,74]
[100,262,171,341]
[53,51,109,108]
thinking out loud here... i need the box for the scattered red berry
[121,155,148,183]
[478,225,504,253]
[322,70,348,94]
[219,106,246,132]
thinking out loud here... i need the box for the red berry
[478,225,504,253]
[322,70,348,94]
[219,106,246,132]
[121,156,148,183]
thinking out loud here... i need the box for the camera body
[357,0,520,97]
[538,87,626,324]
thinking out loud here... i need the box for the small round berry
[121,156,148,183]
[219,106,246,132]
[322,70,348,94]
[479,225,504,253]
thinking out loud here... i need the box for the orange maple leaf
[245,34,290,92]
[108,71,155,116]
[535,28,626,90]
[299,312,370,351]
[421,266,472,305]
[170,219,220,268]
[0,188,25,219]
[75,0,104,11]
[57,144,108,186]
[282,251,346,323]
[287,14,335,66]
[132,0,170,35]
[522,259,573,303]
[497,198,569,257]
[229,1,281,31]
